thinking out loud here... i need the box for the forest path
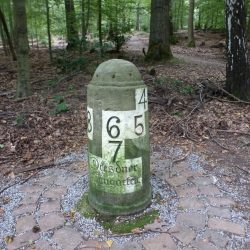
[125,31,226,68]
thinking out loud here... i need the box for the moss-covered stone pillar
[87,59,151,215]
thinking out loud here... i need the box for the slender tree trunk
[136,3,140,31]
[98,0,103,55]
[146,0,172,61]
[13,0,31,98]
[64,0,79,50]
[0,6,16,60]
[226,0,250,101]
[86,0,90,32]
[248,15,250,40]
[34,15,39,48]
[45,0,52,60]
[196,5,201,30]
[81,0,87,51]
[7,0,14,41]
[0,22,8,56]
[81,0,86,39]
[188,0,195,47]
[180,0,184,29]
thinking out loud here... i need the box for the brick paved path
[1,150,249,250]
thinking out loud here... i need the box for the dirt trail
[125,31,226,68]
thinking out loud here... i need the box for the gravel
[61,174,178,244]
[0,185,23,249]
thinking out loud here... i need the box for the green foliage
[171,111,183,117]
[15,113,25,127]
[0,144,5,149]
[52,95,69,114]
[68,84,76,92]
[156,75,194,95]
[179,85,194,94]
[56,53,86,73]
[171,0,225,31]
[47,78,58,88]
[54,102,69,114]
[89,40,113,53]
[106,21,132,51]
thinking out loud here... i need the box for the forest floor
[0,31,249,249]
[0,30,249,180]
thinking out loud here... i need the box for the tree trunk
[0,6,16,60]
[86,0,90,32]
[45,0,52,60]
[34,15,39,48]
[64,0,79,50]
[136,3,140,31]
[7,0,14,41]
[81,0,86,39]
[146,0,172,61]
[226,0,250,101]
[180,0,184,29]
[196,5,201,30]
[13,0,31,98]
[188,0,195,47]
[0,22,8,56]
[98,0,103,55]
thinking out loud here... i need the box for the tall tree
[0,21,8,55]
[188,0,195,47]
[0,6,16,60]
[80,0,90,50]
[226,0,250,101]
[45,0,52,60]
[13,0,31,98]
[64,0,79,50]
[146,0,172,61]
[135,2,142,30]
[98,0,103,55]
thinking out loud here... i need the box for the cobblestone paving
[0,147,249,250]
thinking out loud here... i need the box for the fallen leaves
[0,207,4,217]
[106,240,113,248]
[5,235,14,244]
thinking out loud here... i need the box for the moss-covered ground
[76,193,159,234]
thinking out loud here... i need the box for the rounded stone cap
[90,59,143,86]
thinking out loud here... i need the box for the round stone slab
[86,59,151,215]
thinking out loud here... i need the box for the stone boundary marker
[0,149,248,250]
[86,59,151,215]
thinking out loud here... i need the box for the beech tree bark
[13,0,31,98]
[188,0,195,47]
[64,0,79,50]
[226,0,250,101]
[146,0,172,61]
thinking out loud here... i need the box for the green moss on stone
[100,209,159,234]
[76,193,159,234]
[76,193,96,218]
